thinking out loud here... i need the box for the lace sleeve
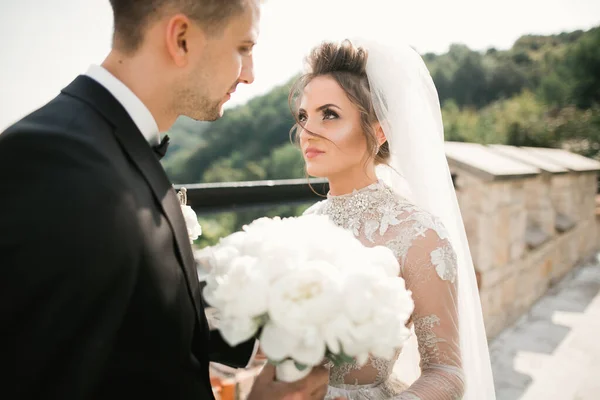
[395,226,465,400]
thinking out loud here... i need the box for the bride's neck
[327,167,378,196]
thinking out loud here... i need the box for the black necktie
[152,135,170,160]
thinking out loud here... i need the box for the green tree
[262,143,305,180]
[164,25,600,187]
[566,27,600,108]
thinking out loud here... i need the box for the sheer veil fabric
[351,37,496,399]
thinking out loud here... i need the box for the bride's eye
[298,112,307,123]
[323,109,339,120]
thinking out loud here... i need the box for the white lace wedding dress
[305,180,465,400]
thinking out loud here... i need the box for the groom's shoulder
[2,91,108,141]
[1,92,112,163]
[0,94,125,202]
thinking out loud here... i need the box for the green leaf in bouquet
[254,313,269,326]
[326,348,356,366]
[254,313,270,339]
[294,362,309,371]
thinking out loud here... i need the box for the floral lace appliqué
[320,182,406,243]
[430,242,458,283]
[414,314,446,367]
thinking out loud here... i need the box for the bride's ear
[373,122,387,147]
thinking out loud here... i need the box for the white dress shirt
[85,65,160,146]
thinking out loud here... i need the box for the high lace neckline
[327,180,384,200]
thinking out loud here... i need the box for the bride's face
[298,76,370,178]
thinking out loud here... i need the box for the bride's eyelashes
[322,108,339,120]
[297,110,307,123]
[297,108,339,123]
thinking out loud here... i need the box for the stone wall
[448,143,600,339]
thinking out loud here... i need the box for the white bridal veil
[351,37,496,400]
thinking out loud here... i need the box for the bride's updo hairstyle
[289,39,390,165]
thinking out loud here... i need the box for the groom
[0,0,332,399]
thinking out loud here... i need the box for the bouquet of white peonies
[196,214,414,382]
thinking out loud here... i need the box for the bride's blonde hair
[288,39,390,166]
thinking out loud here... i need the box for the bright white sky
[1,0,599,130]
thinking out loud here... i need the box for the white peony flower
[366,279,413,357]
[322,314,354,355]
[218,231,247,248]
[343,274,379,324]
[338,271,413,363]
[211,246,241,271]
[219,316,260,347]
[259,322,300,361]
[202,255,269,320]
[181,204,202,242]
[268,260,342,332]
[255,240,306,282]
[260,322,326,366]
[369,245,401,277]
[195,245,244,284]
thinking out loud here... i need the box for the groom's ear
[165,14,206,67]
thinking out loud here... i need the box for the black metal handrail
[173,178,329,214]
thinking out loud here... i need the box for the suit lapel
[62,76,203,322]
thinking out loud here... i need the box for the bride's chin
[305,167,328,179]
[305,162,329,178]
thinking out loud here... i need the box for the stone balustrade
[447,142,600,338]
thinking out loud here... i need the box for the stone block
[555,212,576,233]
[510,207,527,246]
[501,276,518,307]
[462,214,479,264]
[525,222,550,249]
[475,214,494,272]
[510,240,526,261]
[494,207,511,267]
[481,184,501,214]
[509,180,526,205]
[480,264,512,290]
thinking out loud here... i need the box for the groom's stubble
[105,0,260,130]
[173,68,225,122]
[166,1,261,123]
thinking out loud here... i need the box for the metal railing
[173,175,464,215]
[174,178,329,214]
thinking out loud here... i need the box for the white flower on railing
[177,187,202,243]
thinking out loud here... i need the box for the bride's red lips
[304,147,325,159]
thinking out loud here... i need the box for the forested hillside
[162,26,600,247]
[164,26,599,186]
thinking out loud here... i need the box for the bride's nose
[299,119,318,139]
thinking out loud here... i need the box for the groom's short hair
[109,0,249,53]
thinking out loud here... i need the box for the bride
[288,39,496,399]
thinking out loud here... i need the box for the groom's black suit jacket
[0,76,254,399]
